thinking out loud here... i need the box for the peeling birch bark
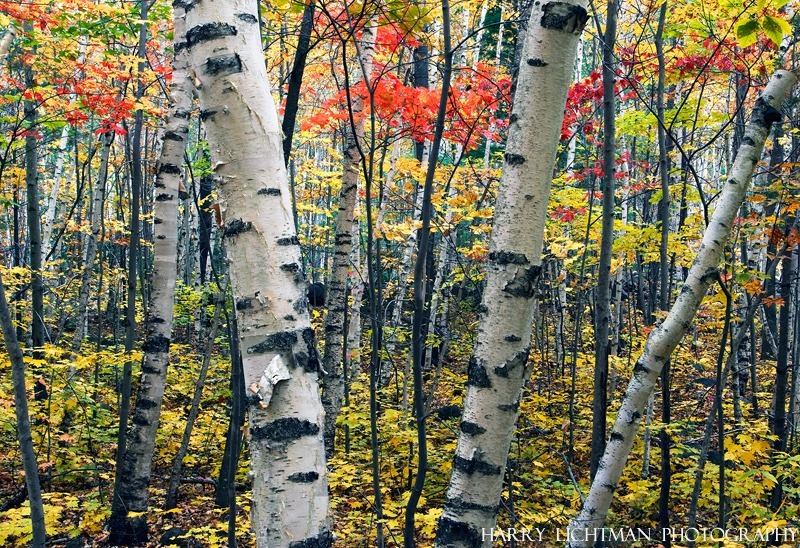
[567,69,797,547]
[185,0,330,545]
[434,2,587,546]
[107,2,194,542]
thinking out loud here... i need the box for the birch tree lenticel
[185,0,330,545]
[567,69,797,547]
[435,1,587,545]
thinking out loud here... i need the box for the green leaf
[762,15,785,47]
[735,19,760,48]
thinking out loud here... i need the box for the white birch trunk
[107,2,194,541]
[567,69,796,547]
[435,2,587,545]
[185,0,330,544]
[0,27,15,71]
[321,19,376,456]
[72,134,112,351]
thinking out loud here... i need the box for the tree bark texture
[435,2,587,545]
[107,2,193,540]
[185,0,331,544]
[590,0,617,481]
[0,269,46,546]
[567,69,797,547]
[321,20,376,457]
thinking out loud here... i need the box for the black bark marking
[293,296,309,313]
[502,265,541,299]
[610,431,624,442]
[132,413,151,426]
[163,131,184,142]
[247,331,298,355]
[224,219,252,237]
[277,236,300,246]
[206,54,242,77]
[494,348,530,377]
[489,251,529,265]
[258,187,281,196]
[159,163,182,175]
[251,417,319,443]
[527,57,548,67]
[296,327,319,373]
[136,398,158,410]
[236,297,253,310]
[435,517,482,546]
[288,530,334,548]
[199,109,217,121]
[444,496,498,514]
[148,316,165,324]
[284,315,296,321]
[153,218,163,224]
[281,263,300,272]
[629,410,642,424]
[452,454,501,475]
[497,401,519,412]
[540,1,589,34]
[763,104,783,124]
[478,304,488,314]
[186,23,237,48]
[633,360,649,374]
[459,421,486,436]
[143,334,170,353]
[155,193,173,202]
[174,107,191,119]
[504,334,522,342]
[742,136,756,147]
[287,471,319,483]
[467,357,491,388]
[141,363,160,375]
[235,13,258,23]
[505,153,526,165]
[509,113,519,124]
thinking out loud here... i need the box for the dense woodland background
[0,0,799,545]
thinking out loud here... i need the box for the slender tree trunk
[185,0,330,543]
[281,0,316,167]
[435,3,587,545]
[771,248,793,510]
[109,4,148,544]
[108,4,193,539]
[216,307,246,507]
[654,3,672,537]
[568,70,796,546]
[406,1,452,542]
[23,25,44,356]
[0,269,46,547]
[321,20,376,457]
[72,134,112,351]
[590,0,617,481]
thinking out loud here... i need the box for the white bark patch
[251,354,291,408]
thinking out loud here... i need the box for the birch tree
[185,0,330,544]
[434,1,588,545]
[567,69,797,547]
[107,1,193,541]
[321,19,376,457]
